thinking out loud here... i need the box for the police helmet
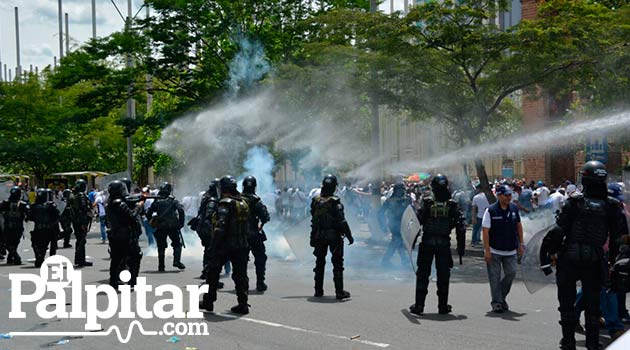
[108,180,128,199]
[322,174,338,189]
[581,161,608,183]
[219,175,238,194]
[430,174,449,190]
[242,176,257,194]
[74,179,87,193]
[35,189,48,204]
[8,186,22,201]
[158,182,173,197]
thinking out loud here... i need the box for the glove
[347,236,354,245]
[542,266,553,276]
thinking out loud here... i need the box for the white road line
[216,313,390,348]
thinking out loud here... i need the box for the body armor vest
[242,193,263,235]
[153,197,180,230]
[30,203,57,231]
[2,201,26,231]
[198,196,218,237]
[71,192,91,226]
[422,201,453,244]
[568,197,609,247]
[219,197,249,248]
[106,200,134,237]
[312,196,340,239]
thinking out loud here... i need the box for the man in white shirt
[482,185,524,313]
[94,192,107,243]
[534,181,550,209]
[549,188,567,214]
[471,185,490,246]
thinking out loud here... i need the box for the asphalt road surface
[0,222,627,350]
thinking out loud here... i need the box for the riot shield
[401,205,421,272]
[521,224,556,294]
[281,217,314,263]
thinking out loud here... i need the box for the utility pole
[3,64,7,82]
[146,5,153,111]
[404,0,409,15]
[58,0,63,59]
[390,0,394,14]
[92,0,97,39]
[15,7,21,81]
[369,0,380,168]
[126,0,136,177]
[54,56,57,68]
[65,13,70,53]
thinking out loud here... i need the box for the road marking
[216,313,390,348]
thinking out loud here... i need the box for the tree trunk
[474,158,496,204]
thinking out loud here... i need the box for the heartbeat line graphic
[9,321,158,344]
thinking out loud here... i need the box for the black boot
[256,281,268,292]
[409,304,424,316]
[199,295,214,312]
[559,338,576,350]
[230,303,250,315]
[314,272,324,297]
[438,294,452,314]
[172,246,185,270]
[334,275,350,300]
[559,315,578,350]
[158,249,165,272]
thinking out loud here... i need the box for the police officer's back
[0,186,29,265]
[310,174,354,300]
[200,175,251,315]
[541,161,628,350]
[106,181,143,289]
[70,179,93,267]
[410,174,466,316]
[147,182,186,271]
[242,175,271,292]
[28,189,59,267]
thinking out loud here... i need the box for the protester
[471,185,490,246]
[94,191,107,243]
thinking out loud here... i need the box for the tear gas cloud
[348,111,630,182]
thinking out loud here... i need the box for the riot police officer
[310,174,354,300]
[381,182,411,267]
[0,186,29,265]
[200,175,251,314]
[541,161,627,350]
[147,182,185,272]
[410,174,466,315]
[106,181,143,290]
[242,176,271,292]
[189,179,220,280]
[70,179,93,267]
[29,189,60,267]
[59,189,74,248]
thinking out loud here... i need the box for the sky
[0,0,411,81]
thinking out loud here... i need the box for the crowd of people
[0,160,629,348]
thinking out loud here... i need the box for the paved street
[0,222,626,350]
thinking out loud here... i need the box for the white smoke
[237,146,276,196]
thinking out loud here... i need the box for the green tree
[277,0,629,195]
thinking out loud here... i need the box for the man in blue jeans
[94,192,107,243]
[482,185,524,313]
